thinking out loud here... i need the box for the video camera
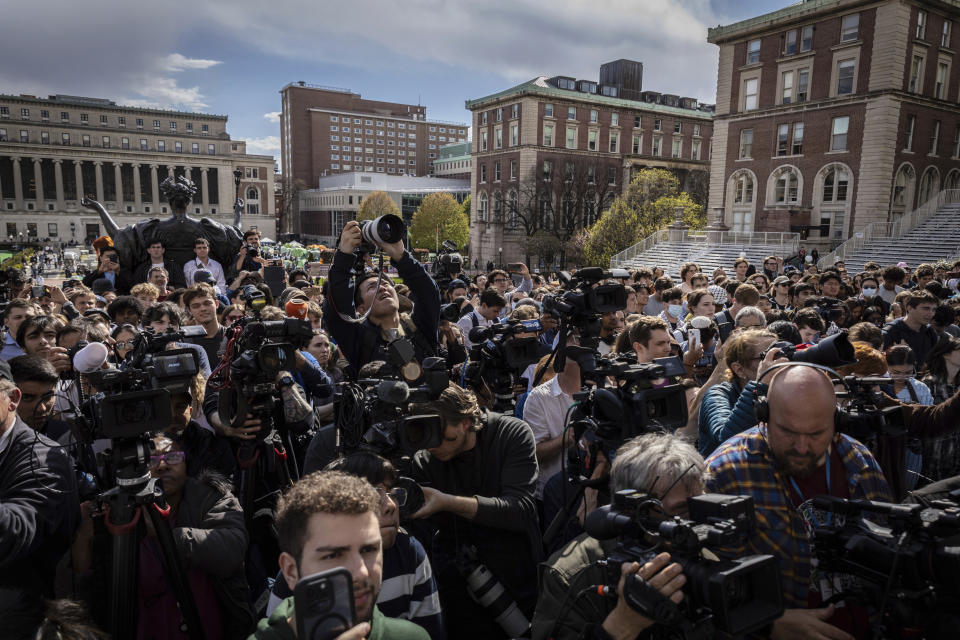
[812,495,960,638]
[586,490,783,638]
[334,350,449,459]
[541,267,628,341]
[459,319,543,411]
[0,266,25,308]
[835,375,906,441]
[814,296,847,324]
[432,239,463,290]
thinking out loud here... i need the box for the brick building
[0,93,276,245]
[432,141,471,179]
[708,0,960,250]
[464,61,714,266]
[279,82,468,189]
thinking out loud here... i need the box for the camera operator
[324,220,440,378]
[234,229,265,276]
[0,359,79,639]
[407,382,540,639]
[458,288,505,349]
[706,363,891,639]
[251,471,430,640]
[531,433,700,640]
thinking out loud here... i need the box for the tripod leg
[109,522,140,639]
[145,503,207,640]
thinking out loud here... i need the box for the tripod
[96,438,205,640]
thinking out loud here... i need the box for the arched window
[892,163,915,208]
[821,167,849,202]
[734,174,754,203]
[493,192,503,221]
[583,196,597,227]
[246,187,259,200]
[945,169,960,191]
[727,169,757,233]
[918,166,941,204]
[773,167,799,203]
[478,192,488,222]
[815,163,854,242]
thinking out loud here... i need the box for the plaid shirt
[705,426,891,608]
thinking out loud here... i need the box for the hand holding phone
[295,568,356,640]
[688,328,700,351]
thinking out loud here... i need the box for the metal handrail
[610,227,800,268]
[818,189,960,269]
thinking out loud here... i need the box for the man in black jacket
[408,382,540,639]
[323,220,440,379]
[132,239,186,289]
[0,359,79,639]
[883,289,940,364]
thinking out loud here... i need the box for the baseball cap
[279,286,308,307]
[91,278,116,295]
[447,279,467,291]
[83,308,112,323]
[193,270,216,286]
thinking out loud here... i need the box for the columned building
[465,60,714,266]
[708,0,960,250]
[0,94,276,245]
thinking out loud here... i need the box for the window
[61,133,69,145]
[608,166,617,185]
[930,120,941,154]
[174,141,183,153]
[208,143,215,155]
[588,129,597,151]
[511,124,518,146]
[480,164,487,182]
[587,166,596,183]
[841,14,859,42]
[632,134,641,154]
[153,119,160,129]
[782,70,794,104]
[100,114,108,125]
[192,143,199,154]
[478,193,488,221]
[785,29,798,55]
[543,123,554,146]
[564,162,574,182]
[20,108,29,119]
[19,129,27,143]
[774,169,799,203]
[40,131,48,144]
[48,223,57,237]
[831,116,849,151]
[609,131,619,153]
[792,122,804,155]
[734,174,754,204]
[634,115,641,128]
[801,25,813,51]
[692,139,701,160]
[495,127,502,149]
[777,124,789,156]
[169,121,176,130]
[496,107,502,122]
[653,119,662,131]
[747,39,761,64]
[157,140,165,151]
[543,160,552,181]
[936,62,949,99]
[674,122,682,134]
[611,113,619,126]
[672,138,682,158]
[121,137,129,149]
[837,59,855,94]
[652,135,662,156]
[481,130,488,151]
[910,55,924,93]
[797,69,810,102]
[917,10,927,39]
[40,110,48,121]
[495,161,501,181]
[590,109,598,123]
[510,160,517,180]
[822,167,849,202]
[944,20,952,47]
[481,112,488,125]
[568,107,576,120]
[81,113,88,123]
[954,124,960,158]
[62,112,70,122]
[136,117,143,128]
[744,78,759,110]
[82,134,90,147]
[739,128,754,158]
[566,126,577,149]
[0,128,5,141]
[0,106,7,118]
[545,103,554,117]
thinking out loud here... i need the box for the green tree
[356,190,400,221]
[460,194,471,220]
[646,192,705,230]
[409,193,469,252]
[583,197,644,267]
[622,168,679,212]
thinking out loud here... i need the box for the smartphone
[31,285,48,298]
[688,328,700,350]
[294,568,355,640]
[717,322,734,343]
[507,262,525,272]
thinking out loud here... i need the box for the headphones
[753,361,847,424]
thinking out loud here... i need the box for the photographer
[324,220,440,378]
[706,364,891,639]
[234,230,265,276]
[531,433,700,640]
[407,383,540,639]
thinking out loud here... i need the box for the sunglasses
[114,340,134,349]
[149,451,186,469]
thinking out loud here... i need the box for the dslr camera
[432,240,463,290]
[765,330,855,368]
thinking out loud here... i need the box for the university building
[432,141,472,179]
[708,0,960,249]
[279,82,468,190]
[464,60,714,266]
[0,94,276,244]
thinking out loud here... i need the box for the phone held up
[295,568,356,640]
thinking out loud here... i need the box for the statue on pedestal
[82,176,243,277]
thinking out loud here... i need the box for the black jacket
[81,269,136,295]
[132,257,187,288]
[0,417,79,638]
[882,318,941,365]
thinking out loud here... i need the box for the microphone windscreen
[73,342,109,373]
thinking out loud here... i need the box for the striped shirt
[267,531,445,639]
[705,426,891,608]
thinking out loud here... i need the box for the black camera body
[586,491,783,638]
[459,319,543,412]
[433,240,463,290]
[835,375,907,441]
[765,330,855,367]
[541,268,628,341]
[243,243,260,259]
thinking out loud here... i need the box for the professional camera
[440,301,464,324]
[814,297,847,324]
[459,319,543,411]
[334,350,449,459]
[541,267,628,341]
[432,240,463,290]
[566,355,688,459]
[765,330,855,368]
[812,495,960,638]
[835,375,907,441]
[358,214,406,254]
[243,243,260,259]
[585,491,783,638]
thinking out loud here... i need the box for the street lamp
[498,246,503,268]
[233,168,244,227]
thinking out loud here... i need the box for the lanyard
[789,452,832,527]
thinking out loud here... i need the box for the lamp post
[498,246,503,269]
[233,168,243,228]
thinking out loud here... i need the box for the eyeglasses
[149,451,186,469]
[376,486,407,507]
[114,341,134,349]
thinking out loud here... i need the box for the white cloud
[123,76,212,110]
[161,53,222,72]
[263,111,281,123]
[245,135,281,156]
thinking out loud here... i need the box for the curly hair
[276,471,381,564]
[158,175,198,204]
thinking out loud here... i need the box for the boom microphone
[73,341,110,373]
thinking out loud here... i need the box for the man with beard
[251,471,429,640]
[706,364,890,640]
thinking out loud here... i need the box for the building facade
[708,0,960,250]
[298,173,470,247]
[465,62,714,266]
[279,82,468,192]
[0,94,276,245]
[432,141,472,179]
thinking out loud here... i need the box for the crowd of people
[5,219,960,640]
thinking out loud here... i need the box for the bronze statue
[82,176,244,276]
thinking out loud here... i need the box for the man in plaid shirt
[706,364,891,640]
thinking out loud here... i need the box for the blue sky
[2,0,787,170]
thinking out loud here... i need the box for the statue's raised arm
[81,196,119,239]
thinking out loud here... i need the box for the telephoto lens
[360,214,405,246]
